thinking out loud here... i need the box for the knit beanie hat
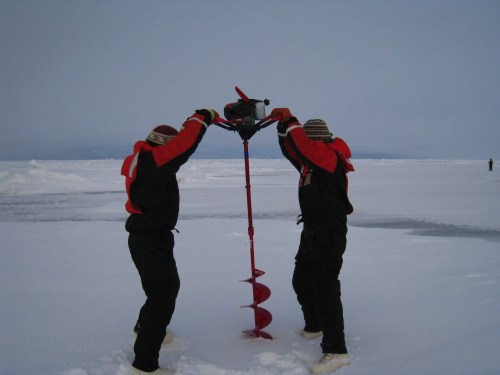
[303,119,332,141]
[146,125,178,145]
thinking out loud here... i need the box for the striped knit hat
[146,125,178,145]
[303,119,332,141]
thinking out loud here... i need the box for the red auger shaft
[241,139,272,339]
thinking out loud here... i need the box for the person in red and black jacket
[121,109,217,375]
[270,108,354,374]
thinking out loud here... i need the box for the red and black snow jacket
[121,113,208,233]
[278,117,354,234]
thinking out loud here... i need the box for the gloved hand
[270,108,293,121]
[195,109,219,125]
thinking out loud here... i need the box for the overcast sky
[2,0,499,160]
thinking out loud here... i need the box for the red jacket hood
[327,137,354,172]
[133,140,155,154]
[328,137,351,158]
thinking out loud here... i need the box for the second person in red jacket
[270,108,354,374]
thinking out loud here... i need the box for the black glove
[195,109,219,125]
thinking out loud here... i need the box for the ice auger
[213,86,279,339]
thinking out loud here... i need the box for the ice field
[1,158,499,375]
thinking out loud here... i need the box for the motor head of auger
[224,99,270,123]
[224,87,270,124]
[221,87,271,140]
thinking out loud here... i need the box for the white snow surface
[1,158,499,375]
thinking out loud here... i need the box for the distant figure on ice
[270,108,354,374]
[121,109,217,375]
[489,158,493,171]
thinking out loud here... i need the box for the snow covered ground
[1,158,499,375]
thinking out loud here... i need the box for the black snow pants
[292,222,347,354]
[128,228,180,372]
